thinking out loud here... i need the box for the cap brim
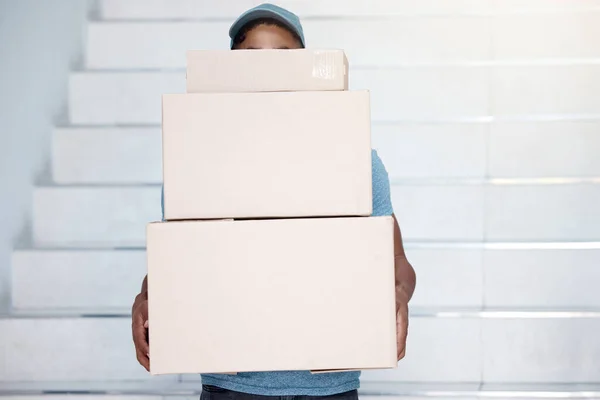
[229,8,303,47]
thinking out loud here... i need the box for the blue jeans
[201,385,359,400]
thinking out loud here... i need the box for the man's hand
[132,291,150,371]
[391,214,415,362]
[396,300,408,361]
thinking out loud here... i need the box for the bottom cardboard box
[147,216,397,374]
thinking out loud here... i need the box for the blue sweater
[161,149,394,396]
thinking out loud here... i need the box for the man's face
[236,24,302,50]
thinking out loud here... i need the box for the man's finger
[133,319,150,355]
[136,350,150,371]
[396,329,405,359]
[396,309,408,361]
[397,333,406,360]
[135,329,150,355]
[397,346,406,361]
[140,301,149,319]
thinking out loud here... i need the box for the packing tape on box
[312,50,339,80]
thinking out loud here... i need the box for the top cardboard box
[186,49,348,93]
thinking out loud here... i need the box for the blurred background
[1,0,600,399]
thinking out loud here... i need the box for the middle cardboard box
[162,90,372,221]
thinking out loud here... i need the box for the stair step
[51,125,487,184]
[99,0,492,20]
[52,127,162,184]
[68,73,184,126]
[414,248,600,309]
[32,185,600,247]
[69,66,600,126]
[3,382,600,399]
[0,378,193,395]
[90,9,600,68]
[33,186,161,248]
[483,248,600,308]
[0,383,600,400]
[68,70,489,125]
[85,19,489,69]
[3,383,599,399]
[99,0,600,20]
[11,248,481,311]
[480,184,600,241]
[0,396,162,400]
[0,318,175,382]
[487,120,600,178]
[51,121,600,184]
[393,184,600,242]
[0,316,478,383]
[378,121,600,180]
[11,248,600,312]
[480,317,600,382]
[11,250,146,311]
[363,382,600,397]
[1,316,600,383]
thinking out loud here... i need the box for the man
[132,4,416,399]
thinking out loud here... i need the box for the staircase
[3,0,600,399]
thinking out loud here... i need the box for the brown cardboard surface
[147,216,397,375]
[186,49,348,93]
[162,91,372,220]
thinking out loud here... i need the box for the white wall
[0,0,91,310]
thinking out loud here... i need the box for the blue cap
[229,3,305,49]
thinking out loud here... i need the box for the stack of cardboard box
[147,49,397,375]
